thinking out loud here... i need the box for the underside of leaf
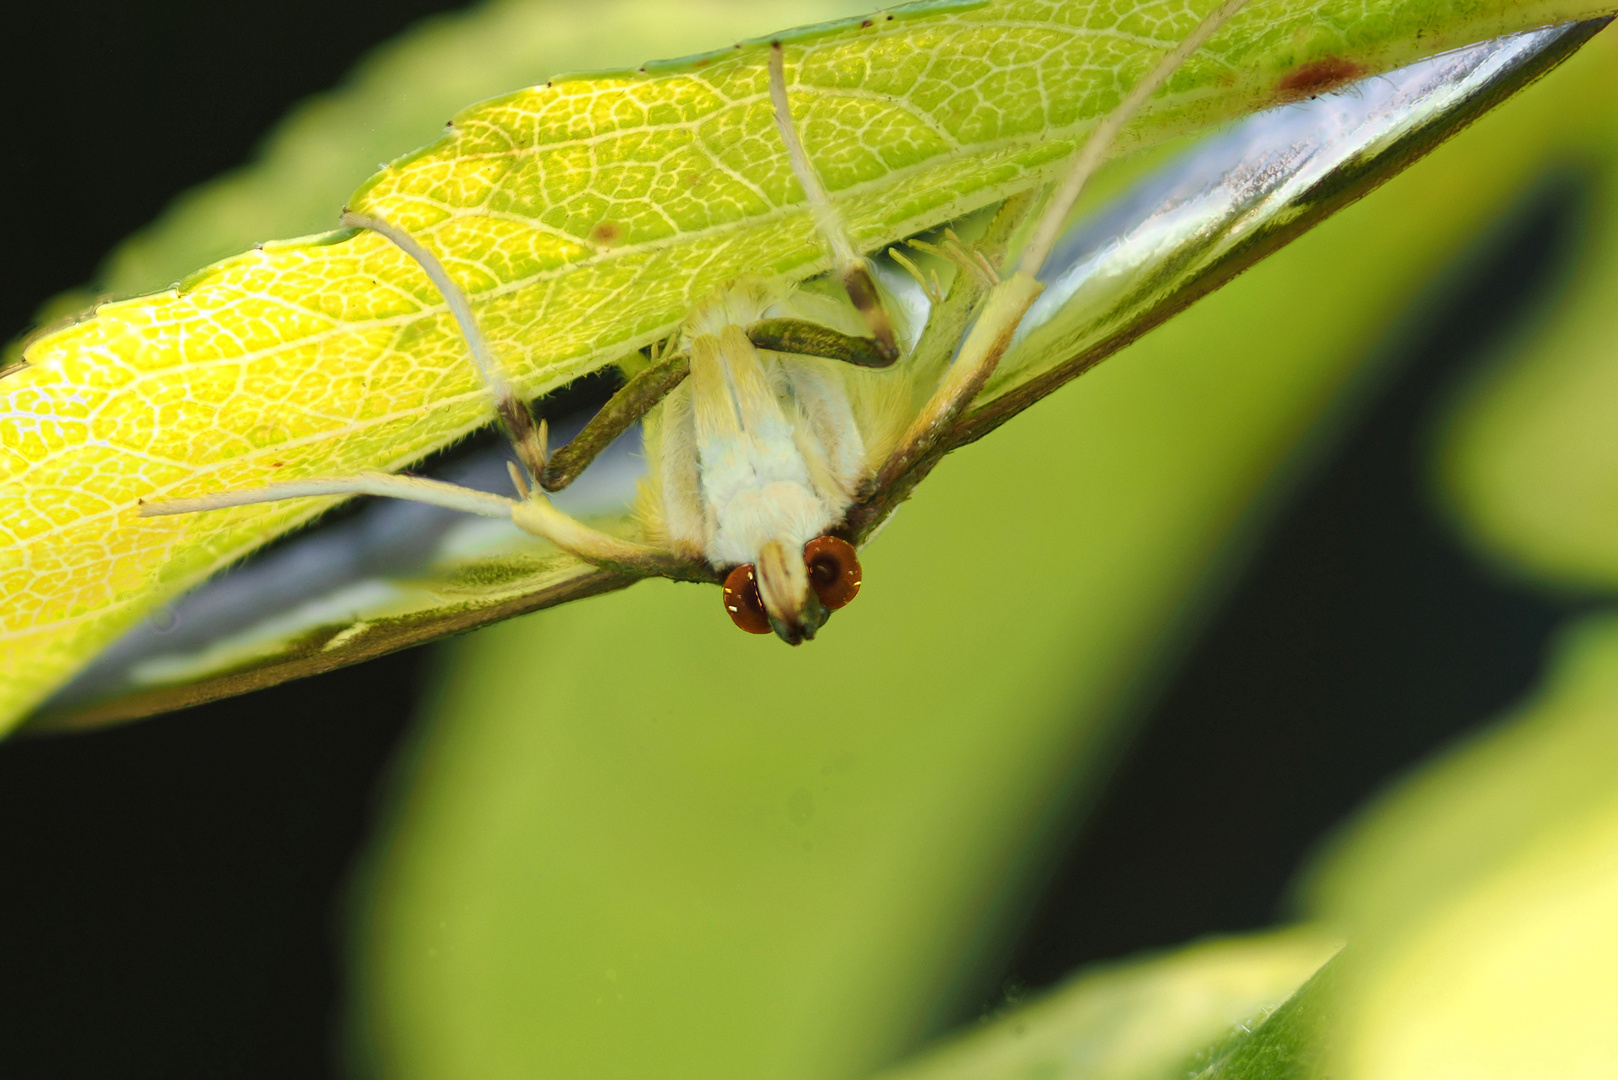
[4,0,1614,732]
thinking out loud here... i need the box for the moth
[139,0,1253,646]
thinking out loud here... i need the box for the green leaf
[871,930,1340,1080]
[23,15,1613,733]
[1294,615,1618,1079]
[1189,958,1339,1080]
[4,0,1613,732]
[88,0,881,302]
[1438,52,1618,592]
[35,17,1597,729]
[1303,617,1618,934]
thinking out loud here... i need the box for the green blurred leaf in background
[1303,616,1618,1080]
[873,928,1342,1080]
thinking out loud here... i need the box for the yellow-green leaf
[4,0,1612,730]
[35,18,1598,729]
[1297,615,1618,1079]
[1438,75,1618,592]
[90,0,880,301]
[874,929,1340,1080]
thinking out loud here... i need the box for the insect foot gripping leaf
[140,3,1254,650]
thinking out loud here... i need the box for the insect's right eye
[803,535,861,610]
[722,563,772,634]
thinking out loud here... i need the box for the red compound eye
[722,563,772,634]
[803,536,861,610]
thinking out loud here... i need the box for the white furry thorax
[645,278,883,570]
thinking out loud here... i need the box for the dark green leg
[539,351,690,492]
[767,44,900,366]
[744,319,899,368]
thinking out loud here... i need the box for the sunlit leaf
[28,15,1609,730]
[5,0,1613,731]
[87,0,881,303]
[1295,614,1618,1079]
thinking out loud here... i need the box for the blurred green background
[3,2,1618,1079]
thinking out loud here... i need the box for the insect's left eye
[722,563,772,634]
[804,536,861,610]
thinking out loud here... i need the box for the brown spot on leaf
[860,18,873,27]
[1277,56,1368,101]
[589,221,626,248]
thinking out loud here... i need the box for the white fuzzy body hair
[640,278,910,569]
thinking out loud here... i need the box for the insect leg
[540,349,690,491]
[768,43,898,364]
[341,210,710,582]
[140,468,701,580]
[742,319,895,368]
[1016,0,1252,278]
[341,210,548,486]
[867,0,1251,501]
[139,472,518,519]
